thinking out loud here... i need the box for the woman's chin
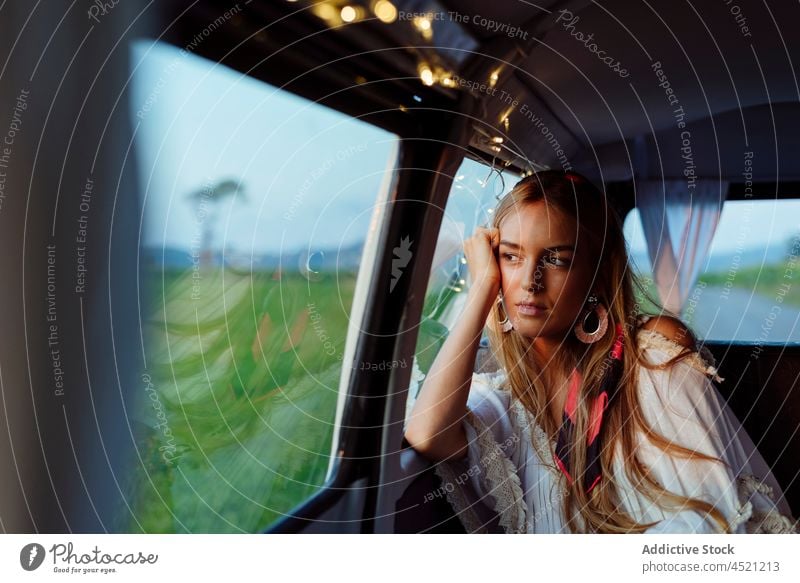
[512,319,570,342]
[511,320,546,338]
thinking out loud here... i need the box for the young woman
[404,170,797,534]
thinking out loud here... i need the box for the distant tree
[187,178,246,266]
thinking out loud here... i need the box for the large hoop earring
[497,294,513,333]
[574,295,608,343]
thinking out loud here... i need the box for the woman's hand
[464,226,501,295]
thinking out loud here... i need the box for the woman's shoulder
[634,314,724,383]
[638,314,696,348]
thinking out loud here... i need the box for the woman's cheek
[499,265,517,290]
[549,273,580,308]
[556,267,583,293]
[544,269,567,291]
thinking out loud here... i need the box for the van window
[625,201,800,343]
[405,158,519,424]
[128,39,398,532]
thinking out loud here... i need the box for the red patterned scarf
[554,323,625,493]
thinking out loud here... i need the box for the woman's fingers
[489,227,499,249]
[464,227,501,287]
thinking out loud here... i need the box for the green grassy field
[698,264,800,307]
[126,266,355,532]
[124,262,465,533]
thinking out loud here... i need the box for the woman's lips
[516,304,546,316]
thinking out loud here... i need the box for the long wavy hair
[484,170,731,533]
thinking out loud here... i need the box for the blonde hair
[485,170,731,533]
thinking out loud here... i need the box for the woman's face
[497,200,595,343]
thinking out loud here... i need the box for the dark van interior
[1,0,797,533]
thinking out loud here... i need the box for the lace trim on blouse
[510,398,562,481]
[432,391,527,534]
[464,409,528,533]
[736,474,799,533]
[482,370,564,488]
[636,314,725,383]
[432,459,489,534]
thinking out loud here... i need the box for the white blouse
[430,323,799,534]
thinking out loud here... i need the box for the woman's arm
[404,228,500,462]
[404,279,498,462]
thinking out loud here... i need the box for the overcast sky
[130,39,396,256]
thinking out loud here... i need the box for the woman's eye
[544,255,570,267]
[501,253,518,262]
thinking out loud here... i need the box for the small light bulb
[413,16,433,39]
[313,4,338,22]
[373,1,397,23]
[418,64,434,86]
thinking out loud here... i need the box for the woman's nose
[522,263,544,292]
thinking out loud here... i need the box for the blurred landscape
[128,265,353,532]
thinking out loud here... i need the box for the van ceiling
[168,0,800,185]
[439,0,800,182]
